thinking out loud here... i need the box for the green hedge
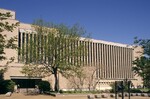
[130,88,142,93]
[0,80,15,94]
[38,81,51,93]
[59,90,100,94]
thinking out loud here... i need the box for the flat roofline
[80,37,132,48]
[91,38,132,48]
[0,8,15,13]
[18,25,133,49]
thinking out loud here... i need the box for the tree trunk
[54,68,59,92]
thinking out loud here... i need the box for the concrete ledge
[95,94,101,98]
[87,94,94,99]
[110,94,115,98]
[101,93,108,98]
[141,93,148,97]
[124,93,128,97]
[148,93,150,97]
[5,92,12,97]
[118,93,122,97]
[130,93,136,96]
[135,93,141,96]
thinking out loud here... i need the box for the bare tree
[67,68,86,91]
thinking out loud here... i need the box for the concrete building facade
[0,8,142,91]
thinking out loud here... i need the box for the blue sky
[0,0,150,44]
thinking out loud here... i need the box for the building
[0,8,142,91]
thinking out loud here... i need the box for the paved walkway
[0,93,150,99]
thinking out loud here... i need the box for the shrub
[38,81,51,93]
[6,80,15,92]
[130,88,142,93]
[110,82,132,93]
[59,89,63,93]
[147,90,150,93]
[0,80,15,94]
[110,83,115,93]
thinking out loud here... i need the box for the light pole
[124,78,131,99]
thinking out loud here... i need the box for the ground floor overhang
[10,76,42,88]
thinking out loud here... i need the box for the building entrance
[11,76,41,88]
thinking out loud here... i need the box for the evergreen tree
[132,37,150,88]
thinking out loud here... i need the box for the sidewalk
[0,93,150,99]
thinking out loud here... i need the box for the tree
[68,66,101,91]
[85,67,101,91]
[0,12,19,72]
[21,19,88,92]
[0,11,19,94]
[132,37,150,88]
[67,68,86,91]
